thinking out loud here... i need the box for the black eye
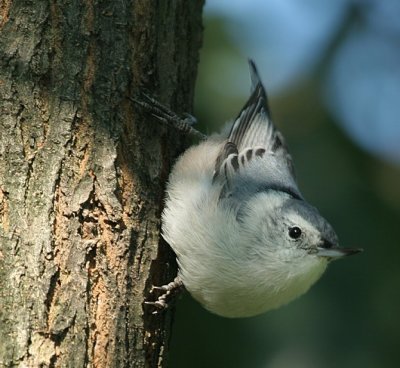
[289,226,302,239]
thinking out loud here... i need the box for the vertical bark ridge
[0,1,204,367]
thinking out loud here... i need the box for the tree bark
[0,1,204,367]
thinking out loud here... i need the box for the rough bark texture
[0,1,204,367]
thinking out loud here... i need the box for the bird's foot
[145,276,185,314]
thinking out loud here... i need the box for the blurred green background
[169,1,400,367]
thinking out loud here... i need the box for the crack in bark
[50,159,63,235]
[135,221,149,280]
[0,187,10,233]
[22,153,37,216]
[44,267,60,317]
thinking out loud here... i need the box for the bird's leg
[131,93,206,140]
[145,276,185,313]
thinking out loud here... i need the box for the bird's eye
[288,226,302,239]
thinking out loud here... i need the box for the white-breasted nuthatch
[141,60,362,318]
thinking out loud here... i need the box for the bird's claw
[131,93,205,140]
[145,276,184,314]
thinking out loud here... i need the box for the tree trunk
[0,1,204,367]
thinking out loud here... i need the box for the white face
[277,210,325,254]
[239,190,338,257]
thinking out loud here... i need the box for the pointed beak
[317,239,363,259]
[317,247,363,259]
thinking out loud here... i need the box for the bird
[139,60,362,318]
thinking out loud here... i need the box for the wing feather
[214,60,301,202]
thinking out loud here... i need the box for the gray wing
[213,60,302,202]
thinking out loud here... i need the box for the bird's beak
[317,246,363,259]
